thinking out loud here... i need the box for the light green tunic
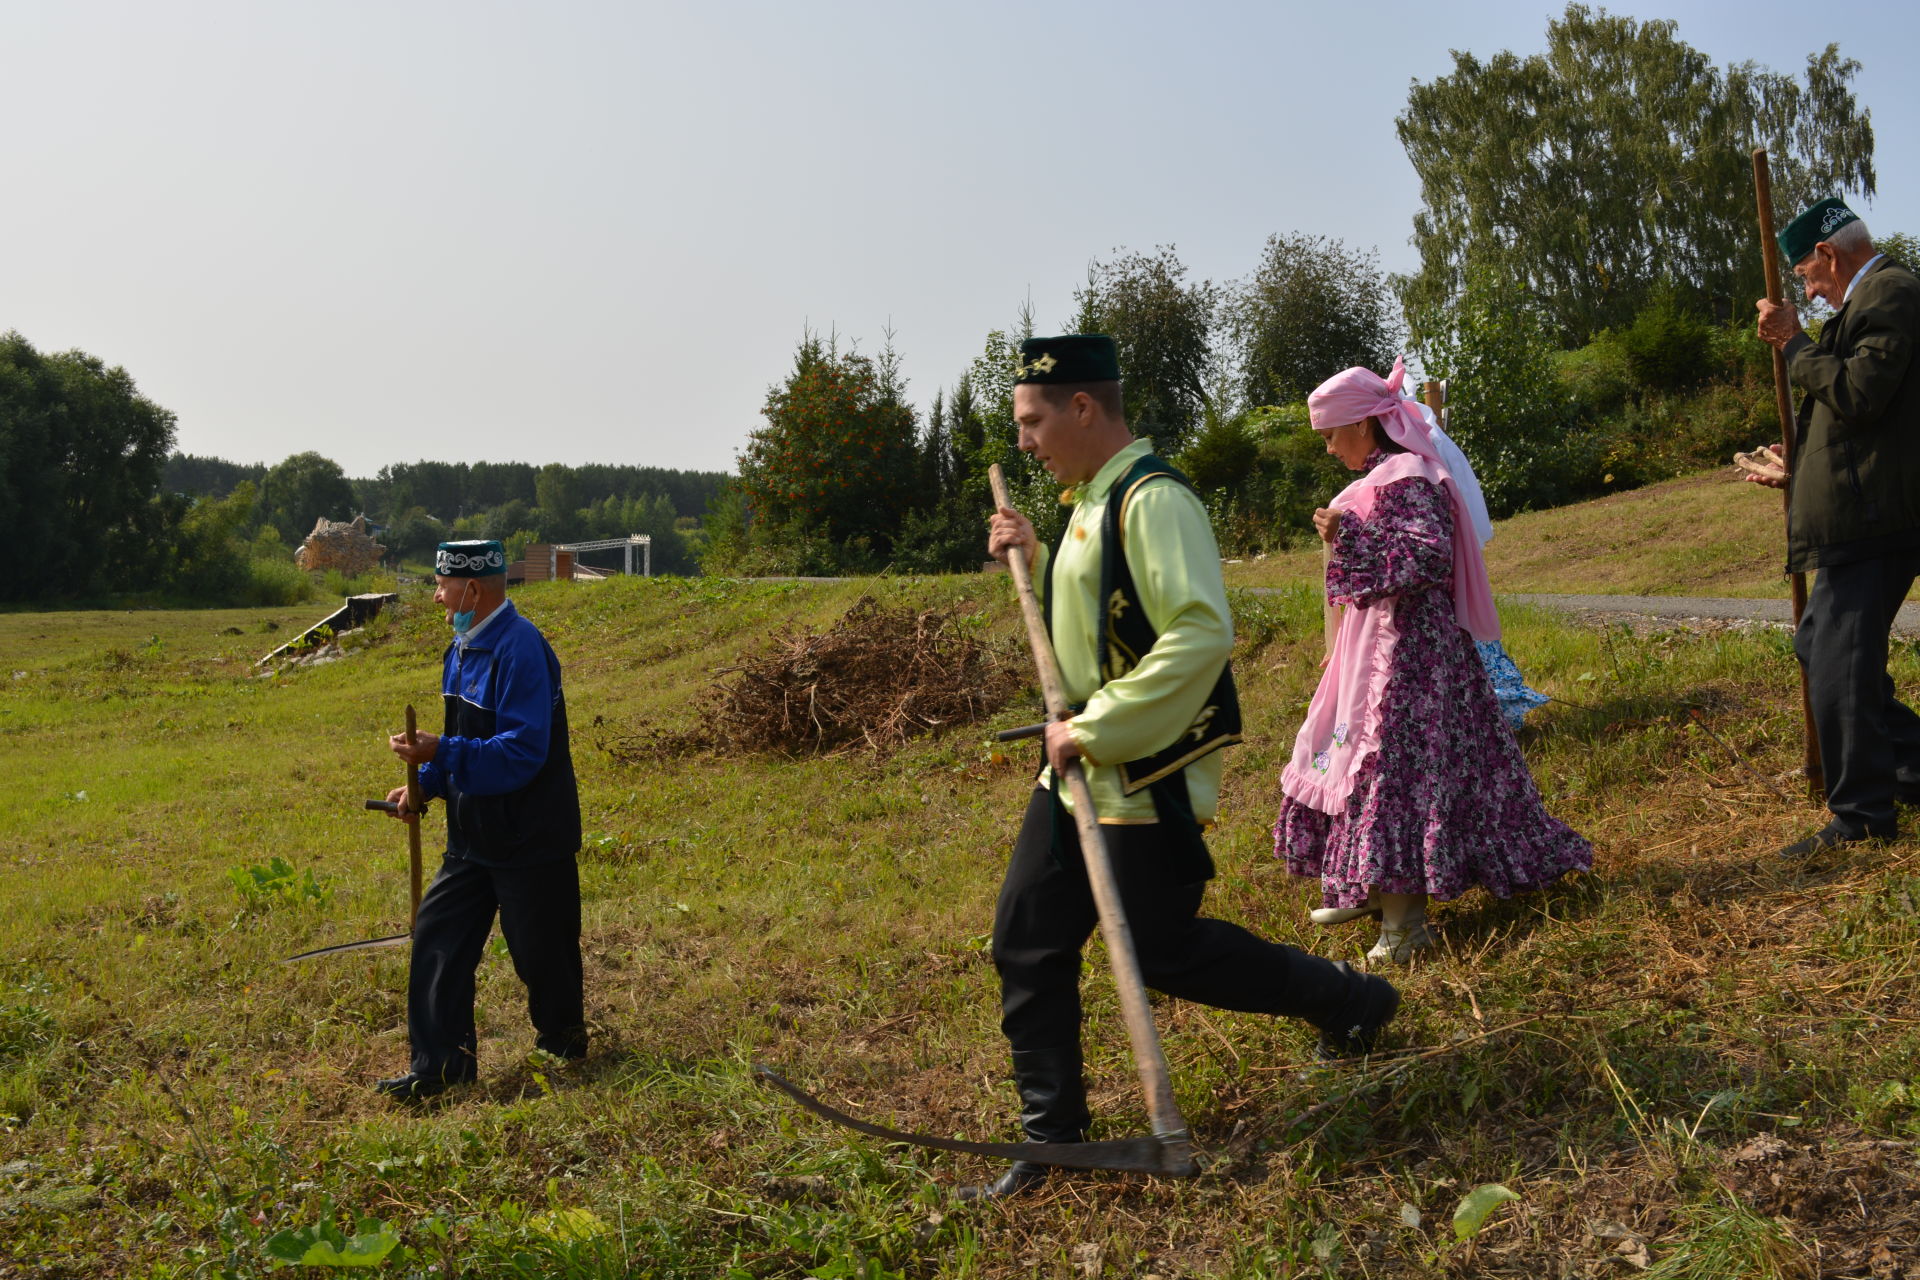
[1032,438,1234,825]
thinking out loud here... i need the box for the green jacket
[1784,257,1920,571]
[1030,439,1235,824]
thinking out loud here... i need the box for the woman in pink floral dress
[1273,360,1591,963]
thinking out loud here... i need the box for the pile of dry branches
[608,597,1026,759]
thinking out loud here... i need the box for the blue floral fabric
[1477,640,1549,730]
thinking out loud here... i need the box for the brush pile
[609,597,1025,759]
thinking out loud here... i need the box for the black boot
[1277,952,1401,1061]
[374,1070,468,1103]
[956,1045,1089,1201]
[1313,962,1401,1060]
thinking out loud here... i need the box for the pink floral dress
[1274,452,1592,907]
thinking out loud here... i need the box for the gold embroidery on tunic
[1104,589,1139,681]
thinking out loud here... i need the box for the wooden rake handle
[987,465,1190,1150]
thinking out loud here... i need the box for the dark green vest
[1044,452,1242,880]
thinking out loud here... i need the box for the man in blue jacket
[377,539,586,1100]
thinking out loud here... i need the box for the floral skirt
[1276,589,1591,907]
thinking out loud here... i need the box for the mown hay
[609,596,1025,759]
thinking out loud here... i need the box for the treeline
[711,5,1892,573]
[706,237,1402,575]
[9,6,1899,598]
[1,327,728,605]
[164,453,727,576]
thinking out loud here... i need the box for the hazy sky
[4,0,1914,480]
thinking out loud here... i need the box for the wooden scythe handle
[987,465,1190,1149]
[1751,148,1826,801]
[404,704,424,928]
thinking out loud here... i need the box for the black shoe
[1778,820,1894,860]
[1315,963,1401,1061]
[374,1072,466,1102]
[954,1160,1050,1201]
[536,1027,589,1060]
[953,1046,1088,1201]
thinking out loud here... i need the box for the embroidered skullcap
[1014,334,1120,384]
[435,540,506,577]
[1778,198,1861,266]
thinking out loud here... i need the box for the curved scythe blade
[281,933,411,963]
[753,1064,1195,1176]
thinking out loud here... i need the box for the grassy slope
[1225,467,1791,598]
[1,578,1917,1278]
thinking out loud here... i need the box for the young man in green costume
[976,334,1399,1198]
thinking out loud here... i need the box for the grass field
[1225,467,1792,599]
[3,571,1918,1278]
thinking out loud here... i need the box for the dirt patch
[1720,1132,1920,1277]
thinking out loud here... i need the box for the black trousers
[407,853,587,1081]
[993,788,1320,1052]
[1796,552,1920,836]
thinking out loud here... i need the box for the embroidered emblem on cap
[1821,207,1852,233]
[438,547,504,573]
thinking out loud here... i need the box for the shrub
[1412,263,1598,515]
[1622,290,1715,392]
[1557,330,1634,417]
[246,557,314,607]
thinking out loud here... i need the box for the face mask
[451,583,478,636]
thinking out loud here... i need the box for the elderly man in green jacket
[973,334,1399,1200]
[1749,199,1920,858]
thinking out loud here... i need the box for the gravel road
[1238,587,1920,636]
[1502,593,1920,637]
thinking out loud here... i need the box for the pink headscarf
[1308,357,1500,642]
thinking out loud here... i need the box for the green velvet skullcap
[435,540,507,577]
[1014,334,1120,385]
[1778,198,1861,266]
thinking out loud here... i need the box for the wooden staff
[987,465,1191,1163]
[404,704,424,927]
[1421,380,1446,432]
[1751,148,1826,801]
[1321,542,1338,657]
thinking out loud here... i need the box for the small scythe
[283,705,427,963]
[753,464,1197,1180]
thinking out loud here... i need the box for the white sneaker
[1365,920,1436,964]
[1308,903,1381,926]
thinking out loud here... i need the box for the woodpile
[294,516,386,575]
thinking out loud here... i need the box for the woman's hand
[1312,507,1342,542]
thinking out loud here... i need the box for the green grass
[2,576,1916,1276]
[1226,467,1792,598]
